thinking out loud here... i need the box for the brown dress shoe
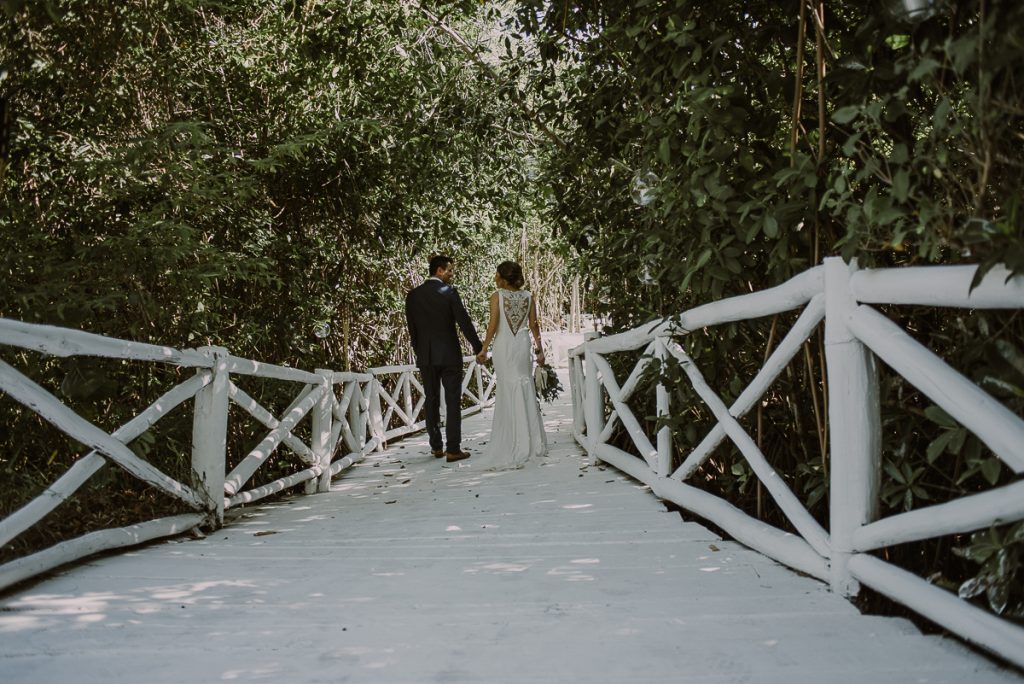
[445,450,470,463]
[431,449,445,458]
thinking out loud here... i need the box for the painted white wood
[824,258,881,597]
[570,355,585,436]
[616,341,656,404]
[653,478,830,582]
[190,347,231,523]
[591,353,658,469]
[222,383,325,496]
[590,441,657,482]
[481,367,497,404]
[331,370,374,383]
[0,359,205,510]
[586,440,830,581]
[227,381,316,463]
[598,409,620,444]
[332,381,356,421]
[368,379,385,450]
[349,381,366,452]
[0,513,204,593]
[402,368,414,422]
[223,354,323,384]
[582,320,671,355]
[460,361,477,400]
[0,372,210,548]
[408,372,426,401]
[676,264,824,332]
[0,455,106,549]
[582,335,603,464]
[655,337,672,477]
[341,382,365,455]
[583,267,823,356]
[849,552,1024,670]
[672,294,825,481]
[312,369,335,494]
[356,381,375,452]
[384,420,429,441]
[474,362,484,409]
[328,450,365,477]
[850,264,1024,308]
[225,466,321,508]
[666,343,832,560]
[379,377,400,429]
[378,375,416,428]
[0,318,212,368]
[566,260,1024,661]
[847,302,1024,473]
[371,363,418,375]
[853,480,1024,551]
[3,373,1017,684]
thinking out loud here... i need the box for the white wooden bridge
[2,258,1024,682]
[1,381,1018,683]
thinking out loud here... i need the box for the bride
[473,261,548,470]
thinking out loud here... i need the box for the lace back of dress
[501,290,530,336]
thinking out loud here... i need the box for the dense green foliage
[0,0,551,558]
[2,0,1022,631]
[507,0,1023,621]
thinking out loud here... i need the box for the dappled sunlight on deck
[0,377,1019,683]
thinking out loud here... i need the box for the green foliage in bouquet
[534,363,562,403]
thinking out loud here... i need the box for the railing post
[570,353,585,439]
[368,377,385,451]
[475,362,484,407]
[402,370,414,423]
[312,369,334,494]
[583,332,602,465]
[341,380,362,454]
[824,257,881,597]
[191,345,229,527]
[655,336,672,478]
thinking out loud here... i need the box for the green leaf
[884,461,906,484]
[763,215,779,238]
[892,169,910,203]
[909,57,940,83]
[926,430,956,463]
[832,106,860,124]
[924,405,958,428]
[658,136,671,165]
[980,458,1003,486]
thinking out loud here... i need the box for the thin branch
[411,2,568,151]
[789,0,808,162]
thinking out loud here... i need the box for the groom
[405,255,483,463]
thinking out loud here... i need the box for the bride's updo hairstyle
[497,261,525,289]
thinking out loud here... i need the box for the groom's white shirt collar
[428,276,443,283]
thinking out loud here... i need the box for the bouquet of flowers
[533,363,563,403]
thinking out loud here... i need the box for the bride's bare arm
[476,292,500,362]
[529,295,545,364]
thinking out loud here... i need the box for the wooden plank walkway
[1,378,1020,683]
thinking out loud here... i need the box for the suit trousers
[420,364,463,452]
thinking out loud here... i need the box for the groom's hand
[475,351,488,364]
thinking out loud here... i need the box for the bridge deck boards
[0,378,1019,683]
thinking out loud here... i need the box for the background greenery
[0,0,563,560]
[505,0,1023,624]
[2,0,1022,633]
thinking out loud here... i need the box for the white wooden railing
[0,318,494,592]
[569,257,1024,668]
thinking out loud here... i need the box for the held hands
[475,350,488,364]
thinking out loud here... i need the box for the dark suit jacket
[405,278,483,368]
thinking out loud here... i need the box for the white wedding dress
[476,289,547,470]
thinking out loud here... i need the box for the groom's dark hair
[429,254,453,276]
